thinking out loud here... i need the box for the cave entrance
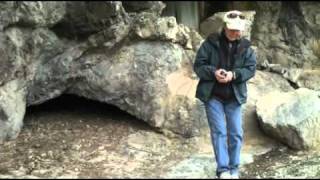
[24,94,154,140]
[1,94,161,178]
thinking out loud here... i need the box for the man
[193,10,256,179]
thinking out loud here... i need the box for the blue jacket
[193,33,257,104]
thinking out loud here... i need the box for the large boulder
[256,88,320,150]
[242,70,294,149]
[67,41,205,137]
[0,1,206,141]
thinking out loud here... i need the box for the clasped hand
[215,69,233,83]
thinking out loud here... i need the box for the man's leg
[224,100,243,176]
[205,98,229,176]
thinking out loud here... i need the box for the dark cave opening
[24,94,154,131]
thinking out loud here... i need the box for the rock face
[51,1,128,40]
[0,1,205,141]
[0,2,66,30]
[122,1,166,15]
[249,2,320,99]
[253,2,320,68]
[256,88,320,150]
[0,79,26,142]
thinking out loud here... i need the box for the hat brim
[226,23,245,31]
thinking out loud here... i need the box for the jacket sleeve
[193,41,217,81]
[232,47,257,83]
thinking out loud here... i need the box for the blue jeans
[205,98,243,176]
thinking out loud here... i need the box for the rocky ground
[241,147,320,179]
[1,94,320,179]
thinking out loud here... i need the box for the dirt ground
[1,94,319,178]
[0,94,202,178]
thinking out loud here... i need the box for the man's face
[224,28,242,41]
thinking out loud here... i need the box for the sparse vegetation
[311,39,320,59]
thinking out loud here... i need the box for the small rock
[48,151,54,158]
[34,144,41,148]
[28,162,36,169]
